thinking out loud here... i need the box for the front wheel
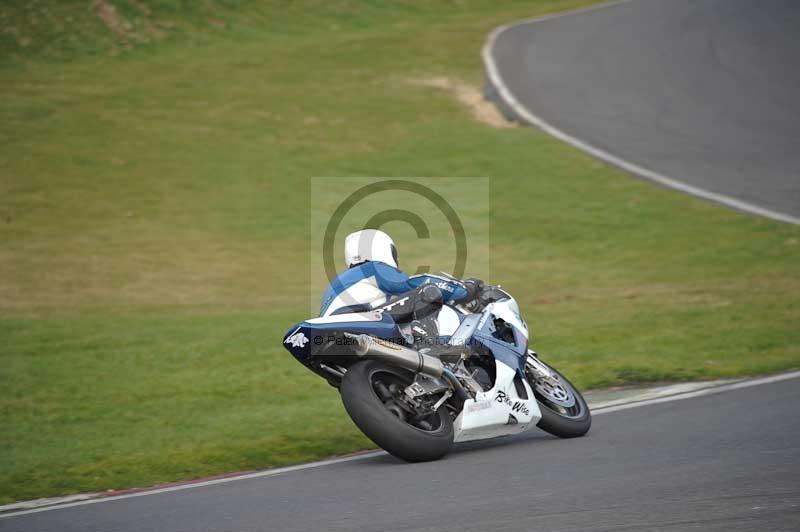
[526,355,591,438]
[340,360,454,462]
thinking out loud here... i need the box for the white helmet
[344,229,398,269]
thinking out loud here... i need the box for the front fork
[525,349,559,385]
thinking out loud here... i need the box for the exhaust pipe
[345,333,470,402]
[345,333,444,377]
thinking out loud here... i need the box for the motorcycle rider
[319,229,488,341]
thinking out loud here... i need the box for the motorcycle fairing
[283,311,401,367]
[470,308,528,378]
[448,299,540,442]
[453,359,541,442]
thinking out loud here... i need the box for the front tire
[527,357,591,438]
[340,360,453,462]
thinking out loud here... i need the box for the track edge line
[591,369,800,415]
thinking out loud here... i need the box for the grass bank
[1,0,798,503]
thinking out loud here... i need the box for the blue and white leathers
[319,261,467,317]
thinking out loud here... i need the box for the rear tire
[340,360,453,462]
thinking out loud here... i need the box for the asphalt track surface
[3,375,799,532]
[486,0,800,221]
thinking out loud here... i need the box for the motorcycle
[282,274,591,462]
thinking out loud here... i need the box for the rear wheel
[526,355,591,438]
[340,360,453,462]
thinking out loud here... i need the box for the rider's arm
[371,262,416,295]
[407,274,468,303]
[372,262,471,303]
